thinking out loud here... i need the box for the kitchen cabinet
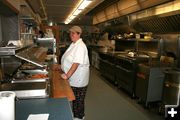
[99,52,116,84]
[99,59,116,83]
[92,50,100,69]
[115,65,135,95]
[115,57,137,97]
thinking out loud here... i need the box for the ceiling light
[69,15,76,20]
[73,9,82,16]
[65,21,68,24]
[65,19,71,24]
[64,0,92,24]
[65,20,70,24]
[78,0,92,10]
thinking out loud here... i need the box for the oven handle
[116,65,132,73]
[99,59,108,63]
[100,59,115,66]
[107,61,115,66]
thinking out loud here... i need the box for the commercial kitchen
[0,0,180,120]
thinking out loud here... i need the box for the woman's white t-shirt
[61,38,90,87]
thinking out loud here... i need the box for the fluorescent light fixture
[73,9,82,16]
[65,19,71,24]
[65,21,70,24]
[64,18,72,25]
[64,0,92,24]
[78,0,92,10]
[69,15,76,20]
[68,15,76,20]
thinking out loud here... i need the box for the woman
[61,26,90,120]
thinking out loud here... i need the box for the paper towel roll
[0,91,16,120]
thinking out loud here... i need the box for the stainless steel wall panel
[1,15,19,46]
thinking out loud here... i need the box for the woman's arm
[61,63,79,79]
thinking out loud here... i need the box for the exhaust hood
[132,11,180,34]
[131,0,180,34]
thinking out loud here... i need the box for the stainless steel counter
[0,44,51,99]
[0,82,49,99]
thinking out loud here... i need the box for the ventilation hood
[132,10,180,34]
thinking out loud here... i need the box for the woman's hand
[61,73,68,80]
[52,64,60,71]
[61,63,79,80]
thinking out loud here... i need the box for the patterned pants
[71,86,87,119]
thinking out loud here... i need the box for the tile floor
[84,68,164,120]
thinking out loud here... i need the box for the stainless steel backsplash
[0,15,19,47]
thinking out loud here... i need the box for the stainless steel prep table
[16,97,73,120]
